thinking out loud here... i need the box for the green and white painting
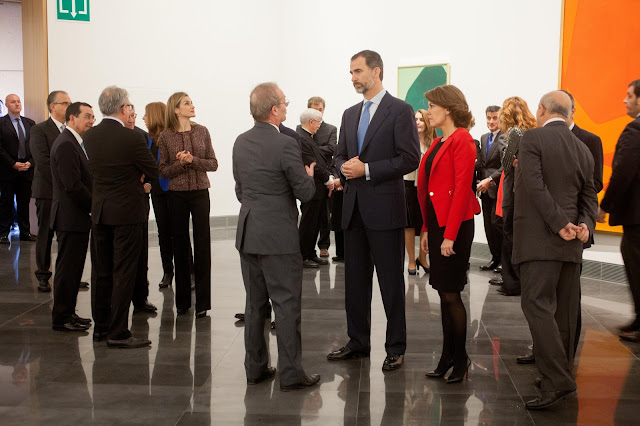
[398,64,450,112]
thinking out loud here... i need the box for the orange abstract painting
[561,0,640,233]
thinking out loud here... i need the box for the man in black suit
[477,106,507,272]
[30,90,78,292]
[50,102,95,332]
[307,97,339,260]
[124,105,157,315]
[514,91,597,409]
[297,108,334,268]
[0,94,36,244]
[328,50,420,371]
[233,82,320,390]
[84,86,158,348]
[598,79,640,342]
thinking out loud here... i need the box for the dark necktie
[486,132,494,157]
[15,117,26,159]
[357,101,373,154]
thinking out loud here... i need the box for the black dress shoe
[479,260,499,271]
[494,265,503,273]
[488,277,503,286]
[311,256,328,265]
[280,374,320,391]
[159,273,173,289]
[93,331,108,342]
[79,281,89,288]
[107,336,151,348]
[516,353,535,364]
[271,321,276,329]
[303,259,320,268]
[247,367,276,385]
[20,233,37,242]
[332,256,344,263]
[382,354,404,371]
[619,330,640,342]
[133,300,158,314]
[38,280,51,292]
[619,318,640,333]
[52,320,89,332]
[195,310,207,319]
[72,314,92,325]
[0,235,9,244]
[327,346,370,361]
[525,389,576,410]
[234,313,245,321]
[416,258,430,273]
[425,359,454,378]
[497,287,521,296]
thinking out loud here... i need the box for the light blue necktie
[357,101,373,154]
[80,142,88,159]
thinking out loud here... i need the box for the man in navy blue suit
[327,50,420,371]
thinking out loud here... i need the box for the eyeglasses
[53,102,71,106]
[279,99,290,107]
[130,113,138,119]
[122,104,134,111]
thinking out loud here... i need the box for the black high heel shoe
[425,358,454,378]
[416,258,430,273]
[446,357,471,384]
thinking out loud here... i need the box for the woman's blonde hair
[144,102,166,142]
[416,108,437,148]
[499,96,537,133]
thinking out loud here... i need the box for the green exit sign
[57,0,90,22]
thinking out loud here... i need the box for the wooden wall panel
[21,0,48,123]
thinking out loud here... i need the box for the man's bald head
[536,90,572,127]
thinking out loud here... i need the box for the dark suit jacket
[477,131,506,199]
[297,127,331,200]
[233,122,315,255]
[512,121,598,264]
[298,121,337,166]
[30,117,62,198]
[84,119,158,225]
[279,123,302,151]
[600,116,640,226]
[334,92,420,231]
[50,129,92,232]
[572,124,604,194]
[0,114,35,181]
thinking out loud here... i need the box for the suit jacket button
[429,192,434,196]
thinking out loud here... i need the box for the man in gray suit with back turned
[513,90,597,410]
[233,82,320,391]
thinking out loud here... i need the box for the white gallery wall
[45,0,563,223]
[0,1,24,116]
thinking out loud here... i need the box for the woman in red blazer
[418,85,480,383]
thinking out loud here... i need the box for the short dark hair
[560,90,575,108]
[630,79,640,98]
[485,105,500,114]
[47,90,68,112]
[65,102,92,123]
[425,85,473,129]
[351,50,384,81]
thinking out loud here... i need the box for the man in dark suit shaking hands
[233,82,320,391]
[328,50,420,371]
[513,91,597,409]
[84,86,158,348]
[50,102,95,332]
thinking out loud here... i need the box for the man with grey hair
[84,85,158,348]
[297,107,335,268]
[513,90,597,409]
[233,82,320,391]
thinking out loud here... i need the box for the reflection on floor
[0,228,638,425]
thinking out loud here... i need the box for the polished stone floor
[0,227,638,425]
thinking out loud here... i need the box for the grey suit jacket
[30,117,61,199]
[477,130,506,199]
[233,122,315,255]
[512,121,597,264]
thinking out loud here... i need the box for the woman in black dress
[417,85,480,383]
